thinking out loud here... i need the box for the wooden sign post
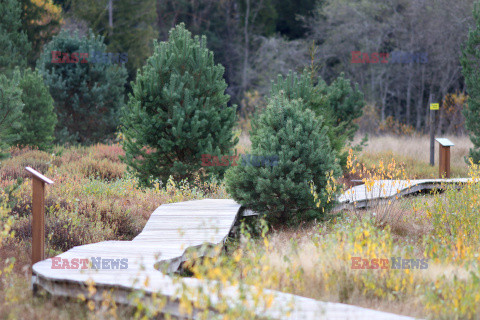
[435,138,454,178]
[25,167,54,265]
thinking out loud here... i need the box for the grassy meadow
[1,134,480,319]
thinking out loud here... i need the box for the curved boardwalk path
[338,178,471,210]
[33,199,418,319]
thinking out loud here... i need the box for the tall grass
[355,134,472,178]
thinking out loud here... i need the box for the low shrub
[0,149,53,180]
[3,144,228,254]
[61,157,126,180]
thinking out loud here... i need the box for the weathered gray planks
[32,198,420,319]
[338,178,471,209]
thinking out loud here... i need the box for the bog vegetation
[1,140,480,319]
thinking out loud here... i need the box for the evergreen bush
[461,2,480,163]
[0,72,23,159]
[120,24,238,186]
[225,95,341,225]
[0,0,30,76]
[270,70,364,168]
[37,30,128,144]
[12,69,57,150]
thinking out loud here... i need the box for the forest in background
[3,0,479,136]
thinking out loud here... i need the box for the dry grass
[235,131,252,155]
[354,134,472,178]
[260,226,427,318]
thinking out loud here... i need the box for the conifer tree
[225,95,341,225]
[0,0,31,76]
[121,24,238,186]
[37,30,128,144]
[0,73,24,159]
[270,70,364,168]
[13,69,57,150]
[461,1,480,163]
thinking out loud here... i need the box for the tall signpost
[25,167,54,266]
[430,102,439,166]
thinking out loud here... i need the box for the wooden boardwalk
[337,178,471,209]
[32,199,419,319]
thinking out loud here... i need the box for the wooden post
[429,99,438,166]
[25,167,54,265]
[430,112,435,166]
[435,138,454,178]
[438,145,451,178]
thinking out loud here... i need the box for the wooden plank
[338,178,472,209]
[26,166,54,185]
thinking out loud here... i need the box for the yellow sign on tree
[430,103,439,110]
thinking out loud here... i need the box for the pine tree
[461,1,480,163]
[12,69,57,150]
[121,24,238,186]
[0,72,24,158]
[0,0,31,76]
[225,95,341,225]
[37,29,128,144]
[270,70,364,168]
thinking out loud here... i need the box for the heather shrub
[88,143,125,163]
[225,95,341,225]
[4,144,228,253]
[61,157,126,180]
[0,149,52,180]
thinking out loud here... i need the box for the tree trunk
[381,81,388,122]
[406,68,412,126]
[416,65,425,131]
[241,0,250,96]
[109,0,113,34]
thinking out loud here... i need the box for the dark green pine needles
[120,24,238,186]
[225,95,341,226]
[461,1,480,163]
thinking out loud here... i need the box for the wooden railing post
[25,167,54,265]
[435,138,454,178]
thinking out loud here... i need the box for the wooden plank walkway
[338,178,471,209]
[32,199,419,319]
